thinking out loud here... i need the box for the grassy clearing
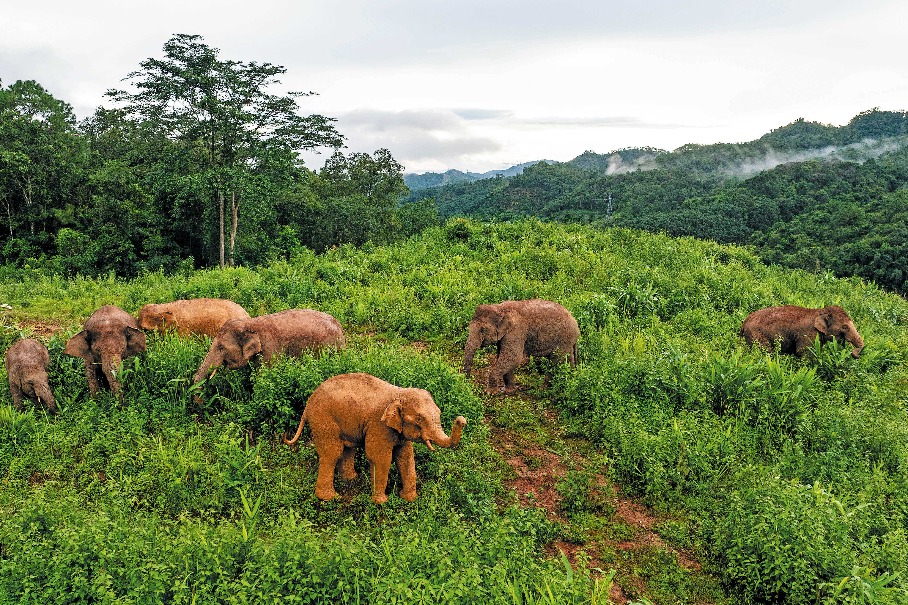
[1,219,907,603]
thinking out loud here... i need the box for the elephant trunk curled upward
[463,299,579,393]
[283,373,467,504]
[740,304,864,358]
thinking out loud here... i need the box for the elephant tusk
[424,439,435,452]
[209,369,218,380]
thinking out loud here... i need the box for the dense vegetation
[1,220,906,603]
[408,110,908,295]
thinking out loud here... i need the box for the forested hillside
[408,110,908,295]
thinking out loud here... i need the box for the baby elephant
[740,304,865,358]
[5,339,56,414]
[284,373,467,504]
[194,309,345,384]
[138,298,250,338]
[463,299,579,393]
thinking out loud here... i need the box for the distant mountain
[404,161,554,191]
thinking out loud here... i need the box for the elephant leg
[395,442,417,502]
[313,437,342,501]
[365,439,393,504]
[337,445,357,481]
[84,362,100,396]
[9,385,24,411]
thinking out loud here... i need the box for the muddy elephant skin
[193,309,345,383]
[463,299,579,393]
[5,339,56,414]
[64,305,147,397]
[138,298,251,338]
[284,372,467,504]
[740,304,865,358]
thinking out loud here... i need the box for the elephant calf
[284,373,467,504]
[65,305,147,397]
[193,308,345,384]
[5,339,56,414]
[138,298,250,338]
[740,304,864,358]
[463,299,579,394]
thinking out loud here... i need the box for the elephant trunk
[283,412,308,446]
[850,335,865,359]
[463,335,480,377]
[33,379,56,414]
[193,348,220,384]
[101,355,123,394]
[422,416,467,451]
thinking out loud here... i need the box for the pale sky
[2,1,906,174]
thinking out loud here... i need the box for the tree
[105,34,344,267]
[0,80,87,262]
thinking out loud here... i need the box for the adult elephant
[463,299,579,394]
[740,304,864,358]
[283,373,467,504]
[193,309,345,384]
[65,305,147,397]
[138,298,250,338]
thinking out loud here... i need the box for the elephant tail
[283,409,309,446]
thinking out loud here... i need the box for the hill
[404,161,554,191]
[406,109,908,295]
[1,220,906,603]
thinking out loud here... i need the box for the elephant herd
[3,296,864,504]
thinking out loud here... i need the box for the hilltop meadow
[1,219,907,604]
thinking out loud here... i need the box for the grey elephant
[283,372,467,504]
[740,304,865,358]
[193,309,345,384]
[463,299,579,394]
[5,338,56,414]
[65,305,147,397]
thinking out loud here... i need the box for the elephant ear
[381,399,404,433]
[239,329,262,361]
[125,326,147,355]
[64,331,91,358]
[814,311,833,335]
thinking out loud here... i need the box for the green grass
[1,218,907,603]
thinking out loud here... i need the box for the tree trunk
[218,190,225,269]
[229,190,238,267]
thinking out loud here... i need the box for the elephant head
[193,319,260,383]
[137,304,174,331]
[380,389,467,451]
[815,305,864,358]
[463,304,511,376]
[64,305,146,395]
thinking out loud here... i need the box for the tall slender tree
[106,34,344,267]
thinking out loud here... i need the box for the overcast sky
[2,1,906,174]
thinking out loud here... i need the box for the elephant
[193,308,345,384]
[5,339,56,414]
[463,299,579,393]
[138,298,250,338]
[740,304,865,358]
[64,305,147,397]
[283,372,467,504]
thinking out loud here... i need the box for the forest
[408,110,908,296]
[2,34,908,604]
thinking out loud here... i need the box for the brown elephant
[64,305,147,397]
[283,373,467,504]
[5,339,56,414]
[463,299,579,393]
[138,298,250,337]
[193,309,345,384]
[740,305,865,358]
